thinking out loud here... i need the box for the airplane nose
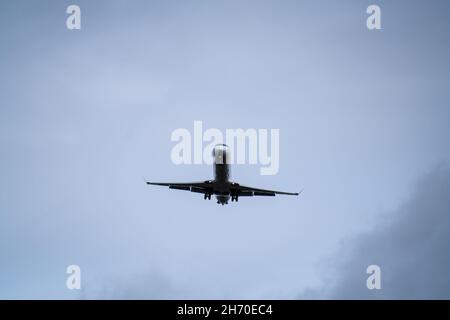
[213,144,230,165]
[212,144,229,157]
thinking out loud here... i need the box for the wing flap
[253,191,276,196]
[147,181,213,194]
[169,185,191,191]
[231,183,300,197]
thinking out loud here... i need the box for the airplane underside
[147,144,299,205]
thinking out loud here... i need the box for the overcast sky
[0,0,449,299]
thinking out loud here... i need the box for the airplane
[147,144,300,205]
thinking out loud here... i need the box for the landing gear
[204,193,212,200]
[216,194,230,205]
[231,195,239,202]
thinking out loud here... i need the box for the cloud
[301,164,450,299]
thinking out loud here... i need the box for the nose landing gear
[231,195,239,202]
[204,193,212,200]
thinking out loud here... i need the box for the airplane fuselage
[213,144,231,205]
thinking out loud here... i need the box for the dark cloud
[301,165,450,299]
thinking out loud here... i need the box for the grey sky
[0,0,449,299]
[300,165,450,299]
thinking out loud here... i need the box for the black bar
[1,300,448,318]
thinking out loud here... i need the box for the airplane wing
[230,183,301,197]
[146,181,213,194]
